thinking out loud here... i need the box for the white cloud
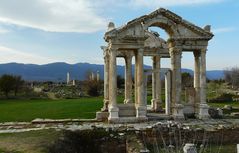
[0,45,57,64]
[213,27,236,34]
[0,0,108,33]
[0,0,223,33]
[130,0,224,8]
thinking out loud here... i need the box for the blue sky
[0,0,238,70]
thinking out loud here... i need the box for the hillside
[0,62,224,81]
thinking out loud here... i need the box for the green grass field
[208,101,239,108]
[0,97,238,153]
[0,96,238,122]
[0,96,127,122]
[0,98,104,122]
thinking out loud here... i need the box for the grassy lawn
[0,96,239,123]
[0,98,104,122]
[208,101,239,108]
[0,96,126,122]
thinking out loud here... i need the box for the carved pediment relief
[105,8,213,42]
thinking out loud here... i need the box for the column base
[101,99,109,112]
[173,104,184,120]
[154,99,163,112]
[136,105,147,119]
[96,111,109,121]
[124,99,132,104]
[108,106,119,123]
[151,99,155,110]
[198,103,210,119]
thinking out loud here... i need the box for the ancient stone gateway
[96,8,213,123]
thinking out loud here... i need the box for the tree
[85,80,102,97]
[13,75,24,96]
[0,75,15,98]
[85,70,92,80]
[117,75,124,89]
[224,67,239,89]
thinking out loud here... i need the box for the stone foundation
[96,111,109,121]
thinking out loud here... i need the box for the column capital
[124,53,134,60]
[108,45,118,52]
[169,47,182,57]
[193,51,200,58]
[152,55,161,60]
[101,46,109,58]
[138,48,144,54]
[201,48,207,54]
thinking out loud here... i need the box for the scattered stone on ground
[1,119,239,134]
[224,105,233,110]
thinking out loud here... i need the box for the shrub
[48,130,126,153]
[208,93,233,103]
[84,80,102,97]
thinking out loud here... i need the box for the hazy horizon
[0,61,228,71]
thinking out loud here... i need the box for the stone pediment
[105,8,213,42]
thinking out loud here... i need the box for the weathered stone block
[199,103,210,119]
[96,111,109,121]
[183,143,197,153]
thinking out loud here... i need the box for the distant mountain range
[0,62,224,81]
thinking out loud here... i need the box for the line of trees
[224,67,239,89]
[0,74,24,98]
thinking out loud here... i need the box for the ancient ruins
[97,8,214,123]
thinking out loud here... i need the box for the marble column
[108,47,119,122]
[151,56,162,111]
[170,47,184,119]
[136,48,147,120]
[193,51,200,113]
[144,74,148,106]
[199,48,210,119]
[124,54,133,103]
[165,70,171,115]
[151,57,156,110]
[102,47,109,111]
[135,55,138,105]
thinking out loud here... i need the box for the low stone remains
[208,108,223,119]
[183,143,197,153]
[224,105,233,111]
[97,8,213,123]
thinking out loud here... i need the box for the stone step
[118,117,139,123]
[147,113,172,120]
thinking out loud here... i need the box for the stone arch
[143,16,179,38]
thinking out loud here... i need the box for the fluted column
[170,47,184,119]
[151,55,162,111]
[108,47,119,122]
[124,54,133,103]
[193,51,200,113]
[135,55,138,105]
[165,70,171,115]
[151,57,156,109]
[199,48,209,119]
[102,47,109,111]
[136,48,147,120]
